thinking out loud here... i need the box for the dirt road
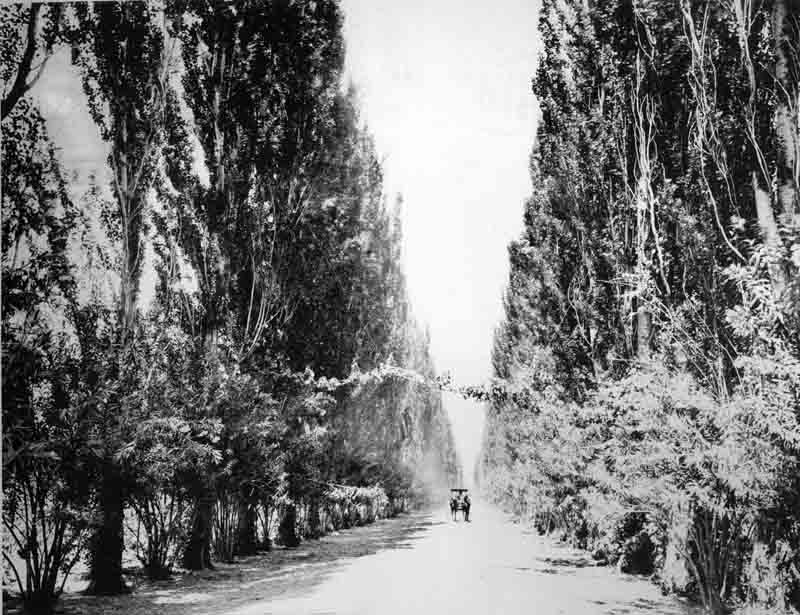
[55,503,700,615]
[230,503,698,615]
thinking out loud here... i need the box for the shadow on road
[591,597,702,615]
[56,511,438,615]
[523,544,703,615]
[538,555,595,568]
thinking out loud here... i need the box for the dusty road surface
[55,502,700,615]
[230,503,698,615]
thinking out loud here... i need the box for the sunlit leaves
[482,0,800,611]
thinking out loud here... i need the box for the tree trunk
[183,487,215,570]
[258,499,273,551]
[86,460,128,595]
[753,172,787,296]
[306,499,322,539]
[774,0,798,221]
[235,501,258,557]
[277,504,300,547]
[631,295,652,363]
[636,303,652,362]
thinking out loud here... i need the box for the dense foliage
[480,1,799,614]
[1,2,458,611]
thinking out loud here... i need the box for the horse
[450,496,459,521]
[450,495,471,521]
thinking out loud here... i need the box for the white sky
[341,0,540,484]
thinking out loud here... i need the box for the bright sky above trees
[341,0,540,480]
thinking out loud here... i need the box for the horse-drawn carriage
[449,488,471,521]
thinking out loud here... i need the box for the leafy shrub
[119,417,220,578]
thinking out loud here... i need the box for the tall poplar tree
[74,2,169,594]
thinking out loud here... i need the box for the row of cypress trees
[481,1,799,613]
[1,2,459,611]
